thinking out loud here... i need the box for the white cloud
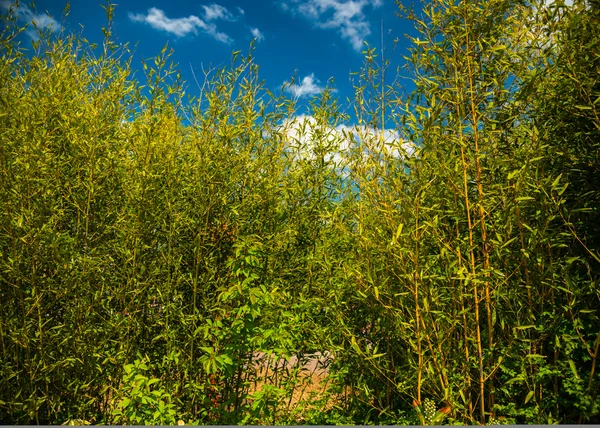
[336,123,415,159]
[280,0,382,51]
[202,4,236,21]
[281,115,349,165]
[0,0,61,38]
[544,0,573,6]
[279,115,414,176]
[128,6,233,43]
[251,27,265,42]
[284,74,327,98]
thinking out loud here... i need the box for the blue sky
[2,0,418,117]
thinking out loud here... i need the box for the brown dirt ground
[243,352,341,422]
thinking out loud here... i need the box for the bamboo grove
[0,0,599,424]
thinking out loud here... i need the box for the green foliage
[0,0,599,425]
[110,356,180,425]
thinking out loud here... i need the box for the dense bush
[0,0,598,424]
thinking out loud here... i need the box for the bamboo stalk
[453,45,486,425]
[463,11,494,417]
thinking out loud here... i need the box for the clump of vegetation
[0,0,598,424]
